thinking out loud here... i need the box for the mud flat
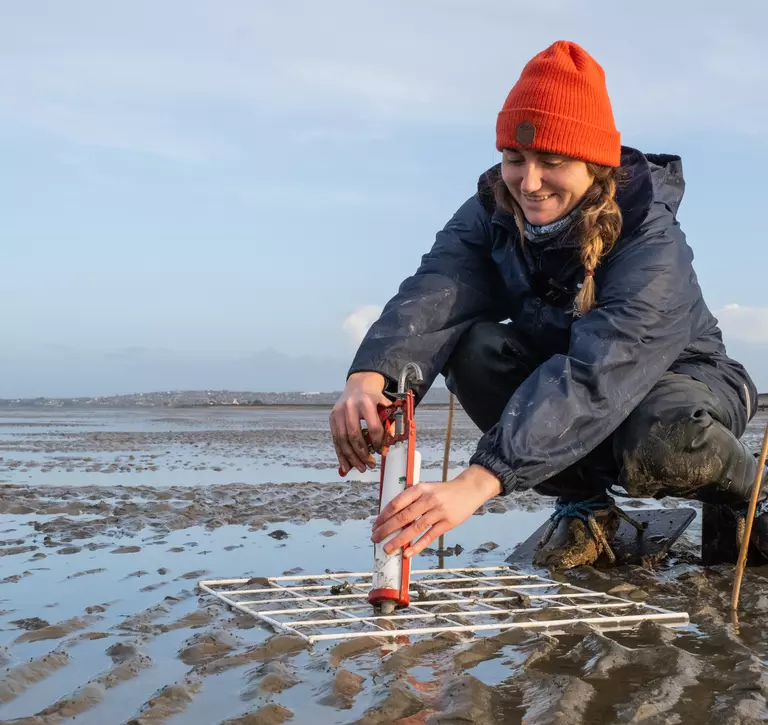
[0,408,765,723]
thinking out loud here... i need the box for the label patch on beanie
[515,121,536,146]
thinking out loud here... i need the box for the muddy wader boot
[532,494,646,569]
[701,462,768,566]
[753,500,768,557]
[702,500,768,566]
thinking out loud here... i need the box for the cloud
[342,305,383,348]
[715,304,768,344]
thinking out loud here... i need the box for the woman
[329,40,766,568]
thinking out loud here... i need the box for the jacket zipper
[532,295,543,333]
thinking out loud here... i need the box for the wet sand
[0,407,767,724]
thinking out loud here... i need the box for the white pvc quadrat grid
[199,566,689,644]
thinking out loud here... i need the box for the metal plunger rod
[730,419,768,611]
[396,363,424,436]
[438,393,456,556]
[397,362,424,394]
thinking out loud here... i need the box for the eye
[542,157,566,168]
[503,153,523,165]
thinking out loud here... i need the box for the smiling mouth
[523,193,555,203]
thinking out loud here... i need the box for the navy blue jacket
[348,148,756,494]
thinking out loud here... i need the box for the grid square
[199,565,689,644]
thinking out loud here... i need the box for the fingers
[381,509,440,555]
[372,488,432,542]
[329,409,354,476]
[361,394,396,455]
[344,404,372,473]
[373,485,424,531]
[332,408,366,475]
[361,398,385,452]
[404,521,451,559]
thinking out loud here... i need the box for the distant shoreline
[0,389,455,410]
[0,402,456,411]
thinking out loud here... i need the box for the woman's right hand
[330,372,391,475]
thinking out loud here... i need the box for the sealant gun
[339,362,424,615]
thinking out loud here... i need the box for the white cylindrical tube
[372,442,421,599]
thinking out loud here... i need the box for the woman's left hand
[371,465,503,559]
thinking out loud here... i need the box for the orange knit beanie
[496,41,621,167]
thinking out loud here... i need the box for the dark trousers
[444,321,757,504]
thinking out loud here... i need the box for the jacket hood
[478,146,685,239]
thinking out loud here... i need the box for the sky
[3,0,768,397]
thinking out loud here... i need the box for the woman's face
[501,148,594,225]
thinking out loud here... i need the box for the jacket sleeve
[470,222,695,494]
[348,194,505,401]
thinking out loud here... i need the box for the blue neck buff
[522,205,581,243]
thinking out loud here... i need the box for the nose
[520,164,543,194]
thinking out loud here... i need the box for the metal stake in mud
[369,362,423,616]
[438,393,455,569]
